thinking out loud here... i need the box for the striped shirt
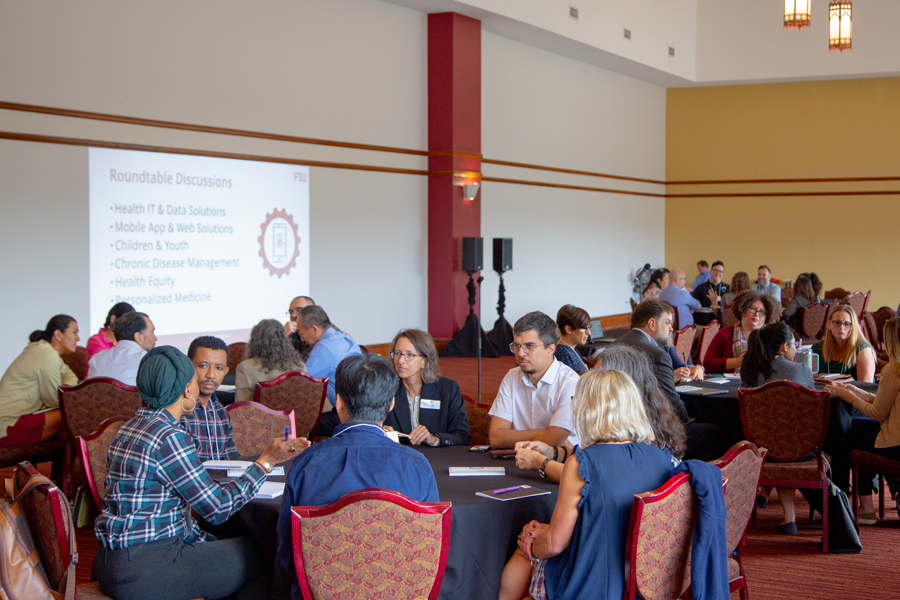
[179,395,240,461]
[95,407,266,550]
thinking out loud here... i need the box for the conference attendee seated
[515,345,687,482]
[0,315,79,448]
[703,290,782,374]
[553,304,590,374]
[666,345,704,382]
[276,353,439,600]
[87,311,157,386]
[658,269,704,327]
[184,336,239,461]
[641,268,669,301]
[489,311,580,449]
[782,275,819,334]
[383,329,471,446]
[283,295,315,361]
[798,271,823,300]
[299,305,362,436]
[235,319,307,404]
[812,303,876,382]
[753,264,782,301]
[826,317,900,525]
[613,300,725,460]
[741,323,815,535]
[691,259,710,290]
[721,270,751,307]
[94,346,302,600]
[691,260,729,326]
[84,301,134,377]
[499,370,676,600]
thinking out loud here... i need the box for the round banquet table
[230,444,558,600]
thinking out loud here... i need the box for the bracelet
[552,445,559,462]
[559,446,568,463]
[539,458,552,479]
[255,458,273,474]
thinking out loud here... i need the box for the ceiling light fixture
[829,0,852,51]
[784,0,811,29]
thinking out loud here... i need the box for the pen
[493,486,521,495]
[284,427,289,442]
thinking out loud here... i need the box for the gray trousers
[94,535,266,600]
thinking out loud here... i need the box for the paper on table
[703,378,730,385]
[255,481,284,500]
[723,373,742,379]
[204,460,254,471]
[449,466,506,476]
[217,384,236,392]
[227,466,284,477]
[676,385,705,393]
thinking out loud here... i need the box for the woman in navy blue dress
[553,305,590,375]
[499,369,673,600]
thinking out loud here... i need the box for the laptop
[589,318,604,340]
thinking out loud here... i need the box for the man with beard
[488,311,579,450]
[613,300,725,460]
[183,336,239,461]
[283,295,316,361]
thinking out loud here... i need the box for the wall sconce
[462,182,480,201]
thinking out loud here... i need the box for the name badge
[421,399,441,410]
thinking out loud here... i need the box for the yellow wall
[666,77,900,310]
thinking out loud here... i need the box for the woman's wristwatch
[539,458,552,478]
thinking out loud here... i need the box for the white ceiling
[384,0,900,87]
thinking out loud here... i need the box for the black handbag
[824,481,862,553]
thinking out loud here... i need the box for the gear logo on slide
[258,208,301,278]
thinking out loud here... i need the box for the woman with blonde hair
[499,370,672,600]
[826,317,900,524]
[812,304,875,382]
[382,328,470,446]
[234,319,307,403]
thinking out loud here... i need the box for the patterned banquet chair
[463,394,491,447]
[60,344,87,381]
[227,341,247,373]
[78,416,129,510]
[673,325,695,365]
[698,321,720,366]
[58,377,142,495]
[850,450,900,523]
[842,292,866,319]
[227,401,295,457]
[255,370,327,440]
[824,287,850,302]
[738,381,831,552]
[801,302,829,340]
[291,488,451,600]
[711,441,767,600]
[622,471,697,600]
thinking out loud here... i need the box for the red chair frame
[255,370,328,439]
[738,380,831,552]
[226,401,296,456]
[78,416,130,511]
[673,325,695,365]
[58,377,141,496]
[463,394,492,447]
[698,321,720,366]
[291,488,452,600]
[710,441,767,600]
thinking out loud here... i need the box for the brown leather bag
[0,471,75,600]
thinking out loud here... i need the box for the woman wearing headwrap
[94,346,307,600]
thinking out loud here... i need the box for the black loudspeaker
[462,237,483,272]
[493,238,512,274]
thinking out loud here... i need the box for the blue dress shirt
[659,284,701,327]
[276,422,439,600]
[691,270,710,290]
[304,327,362,405]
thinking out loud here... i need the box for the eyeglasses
[711,269,724,274]
[746,308,768,318]
[831,320,853,329]
[509,342,548,354]
[286,308,302,317]
[390,351,423,361]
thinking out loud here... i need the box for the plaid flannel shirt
[95,407,266,550]
[179,394,240,461]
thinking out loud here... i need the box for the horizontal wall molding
[2,101,899,198]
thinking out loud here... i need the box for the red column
[428,12,482,338]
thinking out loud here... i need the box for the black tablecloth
[678,378,879,447]
[233,445,558,600]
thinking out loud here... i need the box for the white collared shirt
[86,340,147,386]
[489,358,580,447]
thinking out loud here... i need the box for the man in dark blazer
[613,299,725,460]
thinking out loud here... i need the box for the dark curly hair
[731,289,782,325]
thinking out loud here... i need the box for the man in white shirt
[87,311,157,386]
[488,311,580,449]
[754,265,782,302]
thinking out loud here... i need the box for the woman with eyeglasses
[812,304,875,383]
[641,268,669,301]
[826,317,900,524]
[383,329,471,446]
[702,290,782,374]
[554,305,590,375]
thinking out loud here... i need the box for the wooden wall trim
[669,175,900,185]
[482,176,666,198]
[483,158,665,185]
[667,189,900,198]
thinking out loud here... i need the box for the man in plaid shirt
[182,336,240,461]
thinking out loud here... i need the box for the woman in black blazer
[384,329,471,447]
